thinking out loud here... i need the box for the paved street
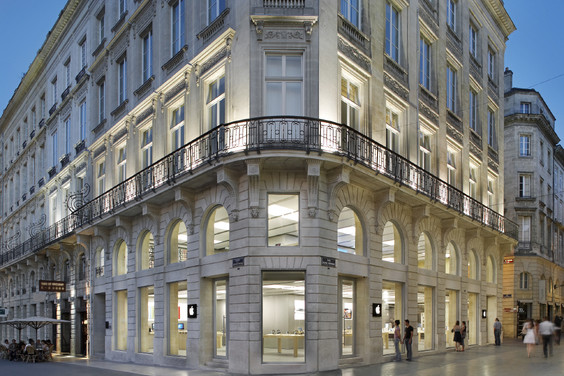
[1,339,564,376]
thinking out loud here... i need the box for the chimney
[504,67,513,93]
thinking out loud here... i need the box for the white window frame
[98,80,105,123]
[487,176,495,208]
[171,104,185,150]
[118,57,127,104]
[141,127,153,168]
[52,131,58,167]
[171,0,185,56]
[469,163,479,199]
[385,107,400,153]
[520,216,531,242]
[385,2,400,63]
[469,89,478,132]
[142,30,153,82]
[64,59,71,89]
[265,53,303,116]
[487,48,496,79]
[469,24,478,59]
[419,128,433,171]
[446,65,457,113]
[519,135,531,156]
[519,174,531,197]
[65,117,71,155]
[80,101,87,141]
[487,108,496,147]
[340,0,360,29]
[51,77,57,106]
[447,148,458,187]
[98,11,105,44]
[447,0,457,31]
[97,160,106,195]
[80,39,87,69]
[520,102,531,114]
[117,146,127,183]
[419,36,431,90]
[206,74,226,130]
[208,0,226,25]
[340,73,361,130]
[119,0,127,17]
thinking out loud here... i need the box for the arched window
[417,233,434,270]
[78,254,87,281]
[169,220,188,264]
[337,207,363,255]
[114,240,128,276]
[206,206,229,255]
[445,242,459,275]
[486,255,496,283]
[96,248,105,277]
[63,260,71,283]
[467,250,478,279]
[139,232,155,270]
[382,221,402,263]
[519,272,529,289]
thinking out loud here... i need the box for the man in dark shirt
[404,319,414,361]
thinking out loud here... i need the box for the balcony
[60,153,70,169]
[22,193,26,202]
[49,104,57,116]
[48,166,57,178]
[75,139,86,155]
[263,0,305,7]
[39,118,45,128]
[30,129,35,139]
[38,178,45,187]
[75,66,88,84]
[22,140,27,149]
[0,117,518,269]
[29,186,35,195]
[61,86,71,101]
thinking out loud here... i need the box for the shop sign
[232,257,245,268]
[372,303,382,317]
[503,257,514,264]
[482,310,487,318]
[503,294,512,298]
[39,280,66,292]
[188,304,198,319]
[321,256,336,268]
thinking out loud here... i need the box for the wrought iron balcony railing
[0,117,518,268]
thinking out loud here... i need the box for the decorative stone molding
[247,161,261,218]
[338,37,371,73]
[164,80,187,105]
[200,47,228,77]
[307,160,321,218]
[327,166,350,217]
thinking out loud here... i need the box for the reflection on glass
[338,208,362,255]
[115,241,128,276]
[140,232,154,270]
[382,281,403,355]
[207,207,230,255]
[382,222,402,263]
[342,280,354,356]
[168,281,187,356]
[139,286,154,353]
[262,272,305,363]
[268,194,299,246]
[468,250,477,279]
[445,289,458,348]
[417,286,433,351]
[417,233,433,270]
[445,243,458,275]
[116,290,127,351]
[169,221,188,263]
[468,293,478,345]
[214,280,227,358]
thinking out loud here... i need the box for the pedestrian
[538,316,555,358]
[523,319,536,357]
[554,315,562,345]
[452,320,462,351]
[493,318,502,346]
[393,319,402,361]
[404,319,414,361]
[460,321,467,351]
[8,339,17,361]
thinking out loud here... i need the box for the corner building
[0,0,516,373]
[502,69,564,336]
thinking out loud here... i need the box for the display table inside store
[263,333,305,357]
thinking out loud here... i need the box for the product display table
[263,333,304,357]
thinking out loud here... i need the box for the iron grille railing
[0,116,518,268]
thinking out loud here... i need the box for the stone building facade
[502,69,564,337]
[0,0,516,373]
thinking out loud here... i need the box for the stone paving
[1,339,564,376]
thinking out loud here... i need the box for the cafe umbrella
[0,316,70,342]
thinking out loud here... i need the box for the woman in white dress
[523,319,536,357]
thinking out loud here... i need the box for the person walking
[523,319,536,357]
[404,319,414,361]
[393,319,402,361]
[538,316,555,358]
[452,321,462,351]
[460,321,467,351]
[493,318,502,346]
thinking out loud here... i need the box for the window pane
[285,82,302,116]
[285,56,302,77]
[268,194,299,246]
[266,82,282,116]
[266,56,282,76]
[214,280,227,357]
[382,281,403,355]
[139,286,154,353]
[263,271,305,363]
[168,281,187,356]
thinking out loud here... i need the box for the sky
[0,1,563,137]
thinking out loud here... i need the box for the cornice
[0,0,82,127]
[483,0,516,39]
[504,113,560,145]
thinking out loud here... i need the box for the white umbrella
[0,316,70,342]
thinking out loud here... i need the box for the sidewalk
[40,339,564,376]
